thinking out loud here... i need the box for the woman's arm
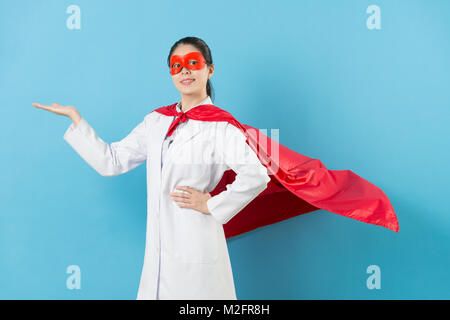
[63,114,151,177]
[33,102,150,177]
[206,123,270,225]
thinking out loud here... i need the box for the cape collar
[175,96,213,113]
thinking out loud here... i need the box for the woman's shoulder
[197,120,246,143]
[142,103,177,122]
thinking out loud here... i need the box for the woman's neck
[180,93,208,113]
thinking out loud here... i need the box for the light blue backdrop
[1,0,449,299]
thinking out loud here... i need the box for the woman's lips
[181,79,195,85]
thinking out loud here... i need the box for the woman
[32,36,270,300]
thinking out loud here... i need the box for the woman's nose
[180,66,191,74]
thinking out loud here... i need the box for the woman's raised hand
[32,102,81,125]
[32,102,77,117]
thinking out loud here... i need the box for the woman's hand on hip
[170,186,212,215]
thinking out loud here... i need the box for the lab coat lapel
[149,115,172,192]
[161,118,202,176]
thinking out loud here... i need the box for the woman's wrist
[70,110,82,127]
[204,192,212,214]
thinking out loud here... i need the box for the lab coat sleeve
[206,123,271,225]
[63,115,150,177]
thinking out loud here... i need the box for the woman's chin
[179,87,200,95]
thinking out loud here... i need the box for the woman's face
[170,44,214,97]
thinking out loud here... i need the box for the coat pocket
[174,207,220,264]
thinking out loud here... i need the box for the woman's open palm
[32,102,76,118]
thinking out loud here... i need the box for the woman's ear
[208,64,214,79]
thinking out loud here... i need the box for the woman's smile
[181,78,195,85]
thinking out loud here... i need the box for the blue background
[1,0,449,299]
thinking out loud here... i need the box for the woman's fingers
[171,187,193,205]
[32,102,48,109]
[172,196,191,204]
[171,192,190,199]
[35,103,54,111]
[33,102,56,111]
[170,186,211,214]
[171,192,191,202]
[32,102,75,117]
[174,186,193,194]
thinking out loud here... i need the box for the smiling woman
[33,36,271,300]
[167,37,215,111]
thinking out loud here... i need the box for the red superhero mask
[170,51,207,75]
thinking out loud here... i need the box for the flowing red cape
[154,103,400,238]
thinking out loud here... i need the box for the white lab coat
[63,100,271,300]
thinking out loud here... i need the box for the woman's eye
[172,63,180,68]
[188,60,198,65]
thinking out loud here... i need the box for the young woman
[32,36,270,300]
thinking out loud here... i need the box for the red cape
[154,103,400,238]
